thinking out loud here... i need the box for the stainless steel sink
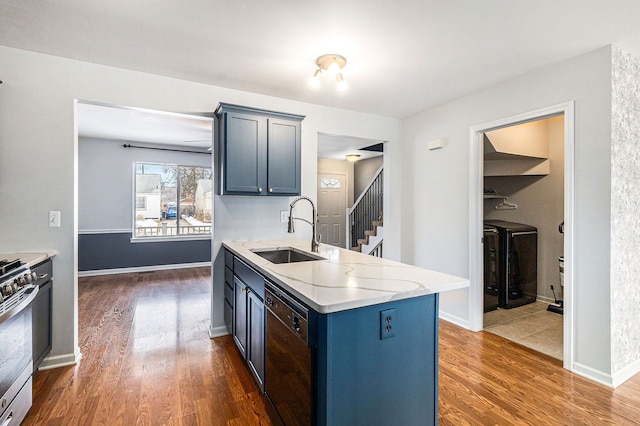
[251,247,325,264]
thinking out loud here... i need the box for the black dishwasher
[264,281,315,425]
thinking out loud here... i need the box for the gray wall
[354,156,383,200]
[79,137,212,231]
[78,137,212,271]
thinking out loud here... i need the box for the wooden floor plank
[22,267,640,425]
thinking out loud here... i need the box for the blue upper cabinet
[216,103,304,196]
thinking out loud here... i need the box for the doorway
[317,172,347,247]
[76,101,213,274]
[482,115,564,360]
[469,102,575,370]
[317,133,384,249]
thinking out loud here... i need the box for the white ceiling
[77,102,213,149]
[75,102,381,159]
[317,133,383,161]
[2,0,640,120]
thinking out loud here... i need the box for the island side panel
[316,294,439,425]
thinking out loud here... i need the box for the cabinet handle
[258,187,263,193]
[38,273,49,280]
[269,187,273,193]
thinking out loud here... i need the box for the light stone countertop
[0,251,58,268]
[222,239,469,314]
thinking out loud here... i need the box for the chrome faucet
[287,196,320,253]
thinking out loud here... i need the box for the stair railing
[368,240,383,258]
[346,166,383,249]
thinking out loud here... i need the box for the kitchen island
[222,239,469,425]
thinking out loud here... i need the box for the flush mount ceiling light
[308,54,348,91]
[345,154,360,162]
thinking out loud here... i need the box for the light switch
[49,211,61,228]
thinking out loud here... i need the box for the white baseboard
[438,310,470,330]
[612,358,640,388]
[572,361,614,388]
[78,261,211,277]
[209,325,230,338]
[38,346,82,371]
[536,295,557,304]
[78,228,130,234]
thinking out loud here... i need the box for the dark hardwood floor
[24,267,271,426]
[23,268,640,425]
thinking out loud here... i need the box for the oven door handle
[0,285,38,324]
[1,411,13,426]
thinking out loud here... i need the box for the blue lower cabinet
[265,291,439,425]
[230,253,266,393]
[315,295,439,425]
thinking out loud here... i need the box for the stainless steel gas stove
[0,258,38,425]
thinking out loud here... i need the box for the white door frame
[468,101,575,370]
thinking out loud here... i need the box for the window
[320,178,341,189]
[135,196,147,210]
[134,162,213,238]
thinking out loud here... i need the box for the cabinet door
[32,280,52,371]
[267,118,301,195]
[223,112,268,194]
[247,290,265,392]
[233,277,248,359]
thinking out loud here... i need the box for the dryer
[484,220,538,309]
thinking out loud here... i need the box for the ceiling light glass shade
[328,61,340,75]
[308,69,322,88]
[346,154,360,162]
[336,73,348,91]
[309,54,347,90]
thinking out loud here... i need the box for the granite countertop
[222,239,469,314]
[0,251,58,268]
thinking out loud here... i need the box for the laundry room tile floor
[483,302,563,360]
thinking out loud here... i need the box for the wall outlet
[49,210,61,228]
[380,308,396,339]
[280,210,290,223]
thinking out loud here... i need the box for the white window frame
[131,161,213,243]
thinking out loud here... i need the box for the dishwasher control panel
[265,284,308,344]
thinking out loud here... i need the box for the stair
[346,166,383,255]
[351,219,383,254]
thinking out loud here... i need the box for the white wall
[79,137,212,232]
[402,46,614,382]
[0,46,401,365]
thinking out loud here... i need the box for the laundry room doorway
[469,102,575,370]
